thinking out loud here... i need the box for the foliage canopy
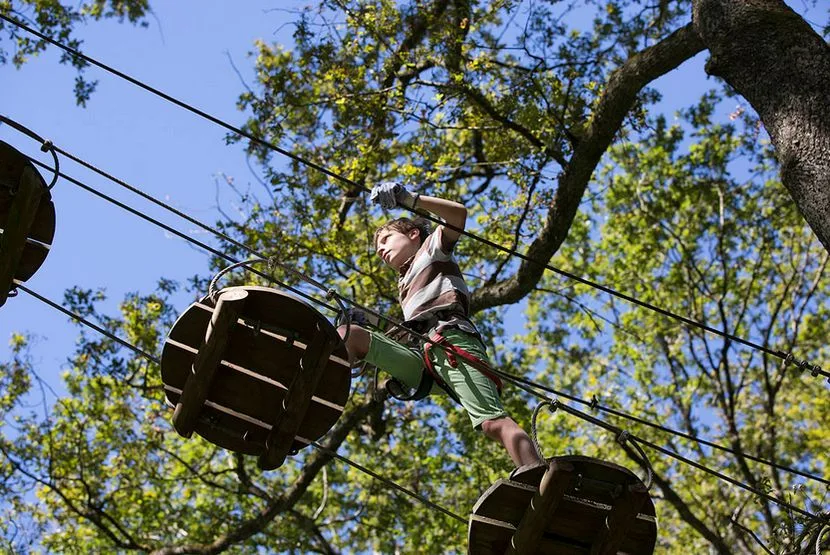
[1,0,828,553]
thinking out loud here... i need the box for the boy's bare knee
[480,417,505,438]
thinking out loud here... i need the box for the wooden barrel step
[0,140,56,306]
[161,286,351,468]
[468,455,657,554]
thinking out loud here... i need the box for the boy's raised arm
[369,181,468,245]
[414,194,467,245]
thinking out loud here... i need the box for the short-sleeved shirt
[397,226,478,336]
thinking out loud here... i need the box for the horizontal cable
[28,152,829,492]
[311,441,466,524]
[548,399,825,522]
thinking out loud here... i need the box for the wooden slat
[165,299,349,404]
[0,166,42,306]
[164,338,345,413]
[467,456,657,555]
[165,385,313,455]
[507,460,575,554]
[259,324,340,470]
[172,290,248,438]
[0,141,56,246]
[591,484,651,555]
[468,515,591,555]
[191,301,351,369]
[467,514,515,555]
[161,334,344,449]
[471,478,537,524]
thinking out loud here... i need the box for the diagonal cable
[0,13,823,380]
[14,284,468,526]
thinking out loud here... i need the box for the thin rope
[483,363,830,488]
[17,284,160,363]
[1,13,822,380]
[536,399,654,490]
[310,441,467,524]
[15,284,466,526]
[549,398,825,521]
[25,157,336,315]
[26,150,335,309]
[730,516,775,555]
[28,156,830,493]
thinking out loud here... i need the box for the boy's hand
[370,181,419,209]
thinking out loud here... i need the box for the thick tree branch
[149,394,383,555]
[693,0,830,253]
[471,24,705,313]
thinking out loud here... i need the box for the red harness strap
[422,332,503,394]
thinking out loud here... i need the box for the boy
[336,181,541,467]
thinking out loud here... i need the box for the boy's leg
[338,325,425,389]
[431,330,542,467]
[480,417,542,467]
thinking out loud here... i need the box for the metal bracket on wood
[258,322,340,470]
[172,289,248,438]
[0,166,42,307]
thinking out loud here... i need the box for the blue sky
[1,2,311,388]
[2,1,826,399]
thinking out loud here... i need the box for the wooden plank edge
[163,383,313,447]
[164,338,345,413]
[188,301,351,369]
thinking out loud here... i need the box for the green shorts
[364,328,507,429]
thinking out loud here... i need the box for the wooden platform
[0,141,56,306]
[160,286,351,469]
[468,455,657,554]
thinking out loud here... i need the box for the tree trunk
[692,0,830,253]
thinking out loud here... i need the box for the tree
[692,0,830,254]
[2,0,828,553]
[0,0,150,105]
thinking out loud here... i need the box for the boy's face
[375,227,421,271]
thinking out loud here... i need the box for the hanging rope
[532,399,654,491]
[0,15,823,381]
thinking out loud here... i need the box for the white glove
[369,181,419,209]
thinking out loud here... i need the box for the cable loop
[627,437,654,491]
[207,257,267,304]
[617,430,630,445]
[817,524,828,555]
[326,288,351,346]
[0,115,60,190]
